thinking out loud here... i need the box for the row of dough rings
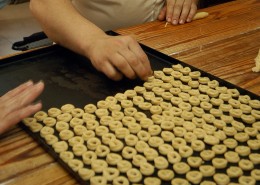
[48,107,62,117]
[161,131,175,142]
[122,146,137,159]
[40,126,55,138]
[249,153,260,164]
[68,136,84,147]
[70,117,84,128]
[135,140,149,153]
[134,86,146,94]
[154,156,169,169]
[239,176,256,185]
[45,134,58,145]
[173,162,190,174]
[239,159,254,171]
[148,136,164,147]
[74,125,87,135]
[61,104,75,113]
[97,100,110,109]
[226,166,243,178]
[95,145,110,158]
[60,151,74,163]
[72,144,87,156]
[105,96,117,104]
[212,158,228,169]
[109,104,121,112]
[187,156,203,168]
[249,99,260,109]
[235,145,251,156]
[90,176,107,185]
[115,127,130,139]
[191,140,205,152]
[22,117,37,126]
[113,176,129,185]
[140,162,154,176]
[117,160,132,173]
[95,108,109,118]
[128,122,141,134]
[158,143,174,155]
[247,139,260,150]
[158,169,174,181]
[212,144,227,155]
[251,169,260,181]
[114,93,127,101]
[200,150,215,161]
[84,104,97,113]
[127,168,142,183]
[251,109,260,119]
[59,129,74,140]
[28,122,43,132]
[34,111,48,121]
[82,130,95,141]
[71,108,84,118]
[78,168,95,181]
[82,151,97,165]
[199,165,215,177]
[111,111,124,121]
[213,173,230,185]
[52,141,68,153]
[68,159,84,172]
[57,113,72,122]
[106,153,122,166]
[224,151,240,163]
[91,159,108,173]
[186,171,203,184]
[144,148,159,161]
[124,89,137,98]
[223,138,238,149]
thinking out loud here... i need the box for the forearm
[30,0,106,58]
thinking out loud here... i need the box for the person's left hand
[158,0,198,25]
[0,80,44,135]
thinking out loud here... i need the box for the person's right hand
[0,80,44,135]
[86,35,153,81]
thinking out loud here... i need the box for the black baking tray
[0,31,259,184]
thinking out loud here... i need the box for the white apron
[72,0,165,31]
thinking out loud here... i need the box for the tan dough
[252,48,260,72]
[193,12,209,20]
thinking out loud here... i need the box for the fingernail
[179,19,184,24]
[25,80,33,86]
[167,17,171,22]
[186,18,191,22]
[172,20,178,25]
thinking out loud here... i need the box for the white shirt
[72,0,165,31]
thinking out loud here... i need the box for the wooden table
[0,0,259,184]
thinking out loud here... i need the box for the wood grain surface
[0,0,259,184]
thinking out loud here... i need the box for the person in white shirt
[30,0,199,81]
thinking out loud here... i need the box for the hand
[86,35,153,81]
[0,80,44,135]
[158,0,198,25]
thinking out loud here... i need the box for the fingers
[179,0,192,24]
[5,81,45,115]
[171,0,183,25]
[0,102,42,135]
[165,0,198,25]
[1,80,33,101]
[101,60,124,81]
[186,3,197,22]
[127,38,153,81]
[158,5,167,21]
